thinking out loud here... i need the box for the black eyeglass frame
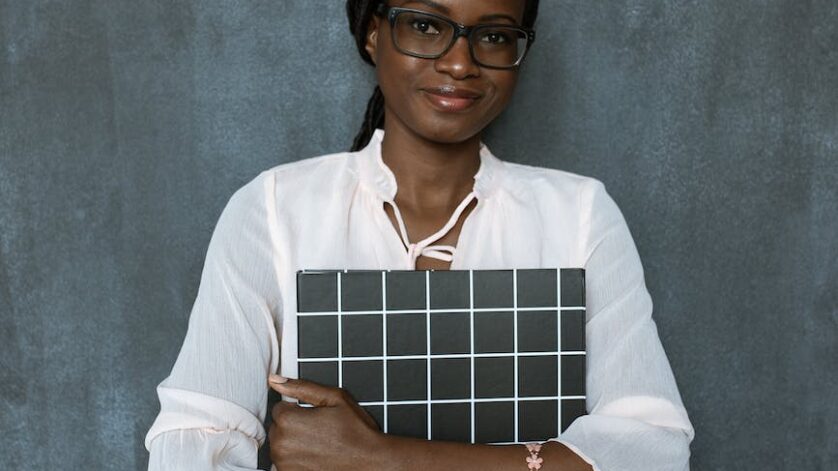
[374,3,537,70]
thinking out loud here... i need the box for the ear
[364,16,380,65]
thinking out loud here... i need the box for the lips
[423,85,483,99]
[421,85,483,112]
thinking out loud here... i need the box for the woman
[144,1,695,470]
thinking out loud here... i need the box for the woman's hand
[267,375,387,471]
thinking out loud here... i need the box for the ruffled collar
[356,128,504,202]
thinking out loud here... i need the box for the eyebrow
[400,0,520,24]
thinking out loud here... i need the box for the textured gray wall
[1,1,836,470]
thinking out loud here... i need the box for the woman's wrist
[369,431,407,471]
[371,433,440,471]
[367,434,592,471]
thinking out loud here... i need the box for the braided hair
[346,0,541,151]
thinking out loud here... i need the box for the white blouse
[144,128,694,470]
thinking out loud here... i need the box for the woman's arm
[381,435,592,471]
[145,170,282,470]
[269,377,593,471]
[548,178,694,470]
[268,178,694,471]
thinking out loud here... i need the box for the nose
[433,35,481,79]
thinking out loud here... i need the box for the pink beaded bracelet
[525,442,544,470]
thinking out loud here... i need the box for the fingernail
[269,374,289,384]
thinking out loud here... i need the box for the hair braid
[351,85,386,152]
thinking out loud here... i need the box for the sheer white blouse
[144,128,694,470]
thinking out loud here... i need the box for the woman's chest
[276,192,577,272]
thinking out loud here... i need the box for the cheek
[489,73,519,108]
[381,50,424,79]
[376,55,425,103]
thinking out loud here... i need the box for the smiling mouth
[421,90,481,112]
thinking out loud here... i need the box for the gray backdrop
[1,1,836,470]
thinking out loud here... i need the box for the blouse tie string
[386,190,477,267]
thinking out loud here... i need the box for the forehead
[396,0,526,25]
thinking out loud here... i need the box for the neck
[379,121,482,213]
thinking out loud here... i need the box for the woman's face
[365,0,528,143]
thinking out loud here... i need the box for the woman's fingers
[269,376,347,407]
[268,375,380,432]
[270,399,300,424]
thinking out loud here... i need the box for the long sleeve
[145,171,282,470]
[549,179,695,471]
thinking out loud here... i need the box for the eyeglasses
[374,3,536,69]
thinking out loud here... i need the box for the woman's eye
[411,19,441,35]
[481,31,510,44]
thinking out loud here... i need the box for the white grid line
[381,271,388,433]
[298,351,585,362]
[297,306,585,316]
[513,268,519,443]
[337,271,343,389]
[469,270,475,444]
[355,396,585,406]
[557,269,562,436]
[301,396,586,409]
[426,270,431,440]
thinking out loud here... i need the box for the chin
[422,127,482,145]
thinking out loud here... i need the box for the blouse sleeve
[144,170,282,470]
[548,178,695,471]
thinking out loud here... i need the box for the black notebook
[293,268,587,445]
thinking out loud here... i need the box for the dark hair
[346,0,541,151]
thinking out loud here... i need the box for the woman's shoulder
[262,151,354,182]
[501,160,635,259]
[500,159,611,212]
[504,159,601,185]
[232,151,358,201]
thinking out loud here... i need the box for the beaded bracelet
[525,442,544,470]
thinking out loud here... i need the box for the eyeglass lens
[393,11,528,68]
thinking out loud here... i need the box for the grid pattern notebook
[294,268,587,445]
